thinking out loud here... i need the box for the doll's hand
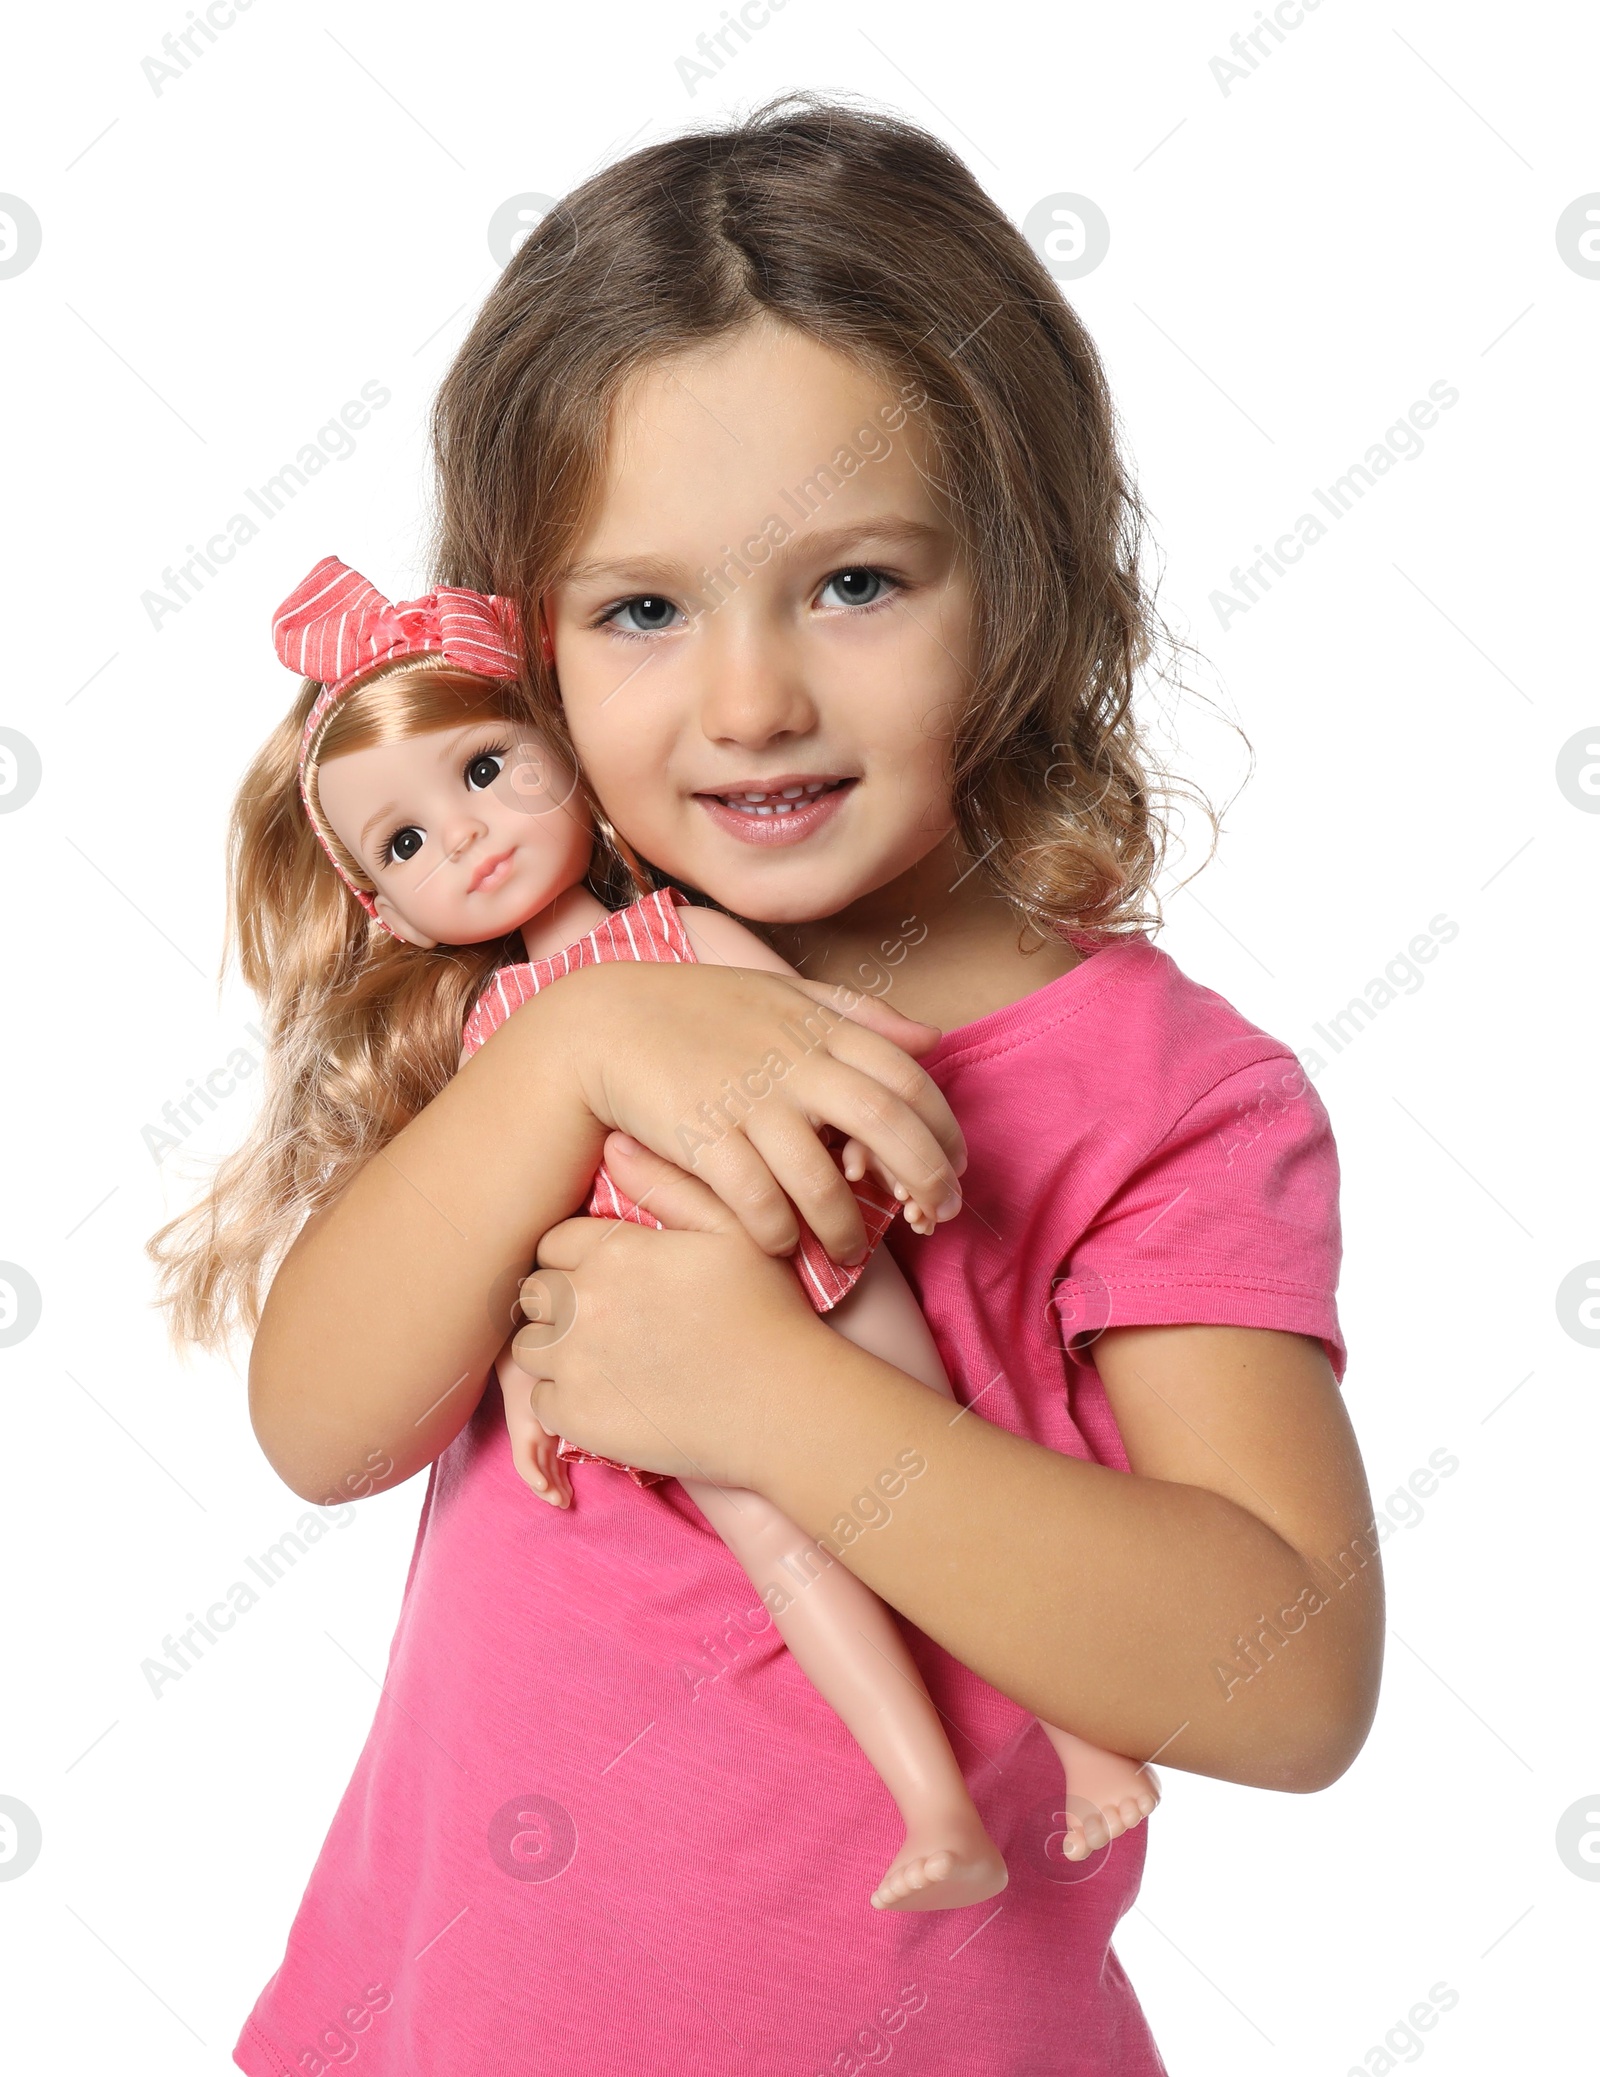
[552,961,966,1268]
[839,1138,940,1238]
[495,1341,573,1507]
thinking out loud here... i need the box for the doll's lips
[694,777,855,846]
[468,848,516,892]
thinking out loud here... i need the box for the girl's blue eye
[819,567,889,608]
[466,751,504,790]
[387,827,424,864]
[609,595,680,635]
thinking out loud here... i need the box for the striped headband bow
[271,554,525,931]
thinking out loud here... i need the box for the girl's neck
[518,881,613,963]
[765,835,1081,1033]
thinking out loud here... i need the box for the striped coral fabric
[273,554,520,731]
[270,554,523,934]
[461,887,901,1487]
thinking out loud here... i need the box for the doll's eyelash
[594,566,904,642]
[464,738,511,776]
[377,827,421,870]
[375,737,513,867]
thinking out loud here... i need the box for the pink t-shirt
[235,932,1344,2077]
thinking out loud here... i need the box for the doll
[269,553,1158,1909]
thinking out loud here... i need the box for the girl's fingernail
[609,1132,642,1155]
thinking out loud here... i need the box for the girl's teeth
[719,780,839,816]
[730,782,831,802]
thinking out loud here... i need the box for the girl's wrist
[724,1304,844,1493]
[495,958,620,1120]
[741,1314,939,1508]
[528,958,654,1131]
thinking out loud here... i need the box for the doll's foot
[1057,1755,1160,1861]
[870,1814,1009,1913]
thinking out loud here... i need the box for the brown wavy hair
[154,91,1224,1350]
[429,89,1219,927]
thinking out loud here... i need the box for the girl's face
[550,320,974,927]
[315,717,591,947]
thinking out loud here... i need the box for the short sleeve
[1051,1056,1347,1382]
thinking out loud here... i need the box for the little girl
[250,548,1156,1912]
[156,95,1375,2077]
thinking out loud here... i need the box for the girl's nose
[696,611,819,750]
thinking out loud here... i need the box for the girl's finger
[600,1134,739,1236]
[510,1323,556,1373]
[815,1016,968,1176]
[670,1117,803,1257]
[784,976,941,1055]
[800,1056,963,1220]
[738,1109,870,1265]
[534,1216,626,1272]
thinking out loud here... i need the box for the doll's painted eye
[607,595,681,635]
[386,826,425,865]
[818,567,891,609]
[466,752,505,790]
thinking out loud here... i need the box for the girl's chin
[686,857,879,927]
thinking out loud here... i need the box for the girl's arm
[249,959,966,1503]
[756,1316,1382,1793]
[520,1151,1383,1794]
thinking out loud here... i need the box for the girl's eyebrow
[558,516,943,588]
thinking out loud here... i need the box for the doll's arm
[494,1339,573,1507]
[675,903,824,971]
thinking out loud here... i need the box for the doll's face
[548,318,974,926]
[314,718,591,948]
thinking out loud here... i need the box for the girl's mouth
[694,777,856,847]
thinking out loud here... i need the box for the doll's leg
[679,1473,1006,1913]
[1035,1723,1160,1859]
[830,1252,1161,1861]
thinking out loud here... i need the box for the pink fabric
[235,931,1344,2077]
[460,887,900,1486]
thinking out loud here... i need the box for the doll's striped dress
[460,886,900,1486]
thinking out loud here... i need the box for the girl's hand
[494,1341,574,1507]
[545,961,967,1266]
[510,1135,829,1490]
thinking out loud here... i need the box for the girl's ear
[372,895,438,949]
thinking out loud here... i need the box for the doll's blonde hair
[148,655,540,1350]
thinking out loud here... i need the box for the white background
[2,0,1595,2070]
